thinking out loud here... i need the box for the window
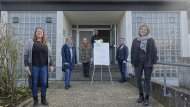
[132,12,180,77]
[8,11,57,79]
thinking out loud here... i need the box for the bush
[0,23,30,106]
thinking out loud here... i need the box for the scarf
[83,42,90,48]
[66,43,73,48]
[66,43,73,61]
[137,35,151,53]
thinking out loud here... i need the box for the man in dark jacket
[116,38,129,83]
[61,36,77,89]
[90,30,101,65]
[91,30,100,48]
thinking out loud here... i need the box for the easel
[91,65,113,85]
[90,43,113,85]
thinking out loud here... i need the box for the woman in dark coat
[61,36,77,89]
[131,25,158,106]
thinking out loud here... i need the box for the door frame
[76,29,94,63]
[76,27,116,64]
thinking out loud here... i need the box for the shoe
[68,84,71,88]
[65,86,69,89]
[84,75,90,78]
[143,99,149,106]
[33,96,38,107]
[41,96,49,106]
[118,80,124,83]
[118,78,126,83]
[137,95,144,103]
[87,76,90,79]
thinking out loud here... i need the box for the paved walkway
[26,81,164,107]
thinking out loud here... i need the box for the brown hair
[120,38,125,40]
[138,24,150,36]
[33,27,47,45]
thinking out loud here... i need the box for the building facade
[0,0,189,80]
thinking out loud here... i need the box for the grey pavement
[25,81,164,107]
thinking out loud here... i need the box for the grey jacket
[24,39,53,67]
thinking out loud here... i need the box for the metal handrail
[157,62,190,67]
[127,61,190,97]
[127,61,190,67]
[157,62,190,97]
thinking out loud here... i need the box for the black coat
[61,44,77,71]
[91,35,100,48]
[116,44,129,62]
[131,37,158,67]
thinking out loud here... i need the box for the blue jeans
[32,65,48,97]
[64,69,72,87]
[118,62,126,80]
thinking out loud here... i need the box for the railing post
[163,65,171,97]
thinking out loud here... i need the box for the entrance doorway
[98,30,110,43]
[76,29,116,64]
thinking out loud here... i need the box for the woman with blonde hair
[24,27,54,106]
[61,36,77,89]
[131,25,158,106]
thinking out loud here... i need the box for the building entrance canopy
[0,0,188,11]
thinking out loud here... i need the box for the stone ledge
[129,74,190,107]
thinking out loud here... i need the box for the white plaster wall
[56,11,72,80]
[117,11,133,75]
[117,12,126,43]
[125,11,132,62]
[180,11,190,57]
[117,11,132,61]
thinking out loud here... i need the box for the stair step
[61,64,123,81]
[73,70,120,72]
[74,64,119,70]
[63,70,121,81]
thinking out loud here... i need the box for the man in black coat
[116,38,129,83]
[90,30,101,65]
[91,30,100,48]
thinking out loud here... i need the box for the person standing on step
[90,30,101,65]
[131,24,158,106]
[61,36,77,89]
[91,30,100,48]
[79,38,92,78]
[24,27,54,106]
[116,38,129,83]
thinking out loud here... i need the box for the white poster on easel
[94,43,110,65]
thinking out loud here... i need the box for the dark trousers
[32,65,48,97]
[134,55,153,95]
[118,62,126,80]
[82,62,90,77]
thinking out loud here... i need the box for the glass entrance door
[77,30,94,63]
[76,27,117,64]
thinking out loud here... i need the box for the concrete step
[74,64,119,70]
[63,64,122,81]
